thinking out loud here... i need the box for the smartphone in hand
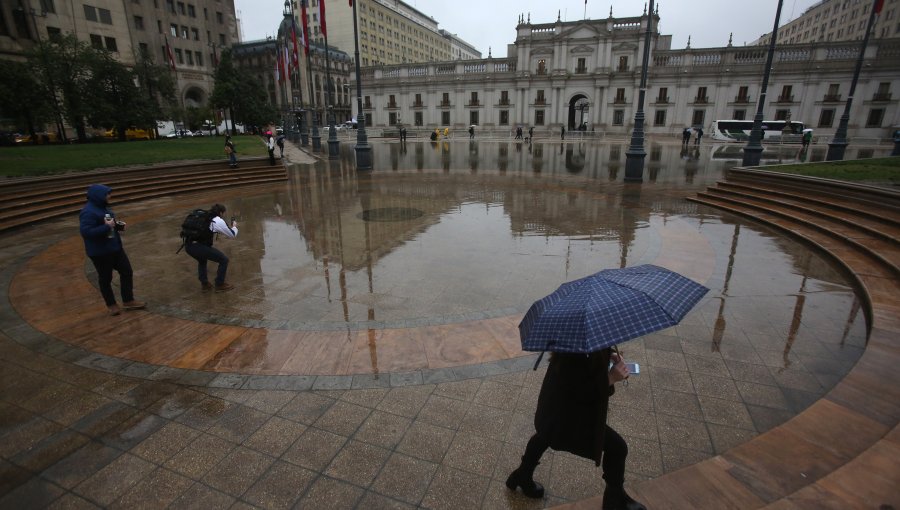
[625,362,640,375]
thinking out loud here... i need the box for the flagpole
[285,2,308,146]
[301,0,320,152]
[322,1,340,159]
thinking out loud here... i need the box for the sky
[235,0,822,56]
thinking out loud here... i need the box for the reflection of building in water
[356,9,898,139]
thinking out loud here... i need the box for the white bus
[710,119,805,142]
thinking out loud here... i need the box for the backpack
[176,209,213,253]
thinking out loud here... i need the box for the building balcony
[872,92,892,101]
[574,66,587,74]
[386,102,398,109]
[534,99,546,105]
[734,96,752,104]
[613,97,627,104]
[439,100,451,108]
[654,97,670,104]
[694,96,709,104]
[616,66,629,72]
[363,102,373,109]
[823,94,842,102]
[498,99,510,106]
[412,101,424,108]
[467,100,480,107]
[535,69,547,76]
[777,95,795,103]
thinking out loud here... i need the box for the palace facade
[353,11,900,138]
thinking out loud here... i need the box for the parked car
[15,132,58,144]
[103,127,152,141]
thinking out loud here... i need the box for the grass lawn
[0,135,268,177]
[765,156,900,184]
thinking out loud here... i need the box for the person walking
[694,127,704,145]
[802,129,812,149]
[184,204,238,292]
[79,184,146,316]
[506,349,646,510]
[561,126,566,140]
[682,127,692,145]
[469,125,475,139]
[224,135,237,168]
[515,127,523,140]
[276,133,285,158]
[528,126,534,140]
[266,132,276,165]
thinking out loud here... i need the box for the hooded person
[79,184,146,316]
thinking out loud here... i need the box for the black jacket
[534,349,614,466]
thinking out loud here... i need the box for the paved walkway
[0,140,883,509]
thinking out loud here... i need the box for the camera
[114,220,126,232]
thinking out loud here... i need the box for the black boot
[602,485,646,510]
[505,457,544,499]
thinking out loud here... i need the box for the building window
[365,113,373,126]
[614,88,626,103]
[779,85,793,102]
[818,108,835,127]
[617,56,628,71]
[653,110,666,126]
[84,5,97,22]
[40,0,56,14]
[138,42,148,56]
[389,112,397,125]
[874,82,891,101]
[500,90,509,105]
[185,50,193,65]
[535,110,545,126]
[414,111,423,126]
[470,111,479,125]
[47,26,61,39]
[696,86,708,102]
[613,110,625,125]
[216,11,223,24]
[775,109,790,121]
[866,108,884,128]
[104,36,117,51]
[89,33,103,49]
[499,110,509,125]
[219,33,225,45]
[692,109,705,126]
[98,8,112,24]
[188,4,196,17]
[737,86,750,102]
[170,23,178,36]
[174,48,183,64]
[191,27,199,40]
[469,91,478,106]
[657,87,668,103]
[181,26,188,38]
[536,90,545,104]
[441,111,450,125]
[134,16,144,30]
[537,59,546,75]
[388,94,396,108]
[166,0,175,13]
[177,1,185,14]
[733,109,746,120]
[576,57,586,73]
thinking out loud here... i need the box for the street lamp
[575,98,589,129]
[624,0,655,182]
[350,0,372,169]
[742,0,784,167]
[827,0,881,161]
[322,17,339,159]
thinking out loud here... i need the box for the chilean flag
[164,36,176,70]
[319,0,327,38]
[874,0,884,14]
[291,19,301,70]
[300,0,310,56]
[274,46,281,83]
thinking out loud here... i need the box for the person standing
[224,135,237,168]
[515,127,523,140]
[79,184,145,316]
[802,129,812,149]
[184,204,238,292]
[506,349,646,510]
[469,125,475,139]
[682,127,692,145]
[528,126,534,140]
[266,132,276,165]
[561,126,566,140]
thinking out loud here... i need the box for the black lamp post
[742,0,784,167]
[827,0,881,161]
[624,0,655,182]
[351,0,372,170]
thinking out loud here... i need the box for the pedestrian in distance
[802,129,813,149]
[469,125,475,139]
[79,184,146,316]
[266,132,276,165]
[682,127,692,145]
[183,204,238,292]
[276,133,285,158]
[694,127,704,145]
[506,349,646,510]
[561,125,565,140]
[224,135,237,168]
[515,126,523,140]
[529,126,534,140]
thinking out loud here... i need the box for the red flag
[300,0,310,56]
[319,0,327,38]
[349,0,353,6]
[291,19,300,70]
[874,0,884,14]
[274,46,281,83]
[164,36,176,70]
[283,45,290,81]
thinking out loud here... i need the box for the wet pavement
[0,138,888,508]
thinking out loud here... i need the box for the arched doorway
[568,95,590,130]
[184,87,207,108]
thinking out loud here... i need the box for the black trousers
[89,250,134,306]
[268,148,276,165]
[522,425,628,488]
[185,242,229,285]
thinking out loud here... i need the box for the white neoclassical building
[353,9,900,139]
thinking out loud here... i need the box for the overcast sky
[235,0,822,56]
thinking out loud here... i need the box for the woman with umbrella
[506,265,708,509]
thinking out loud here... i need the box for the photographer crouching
[183,204,238,292]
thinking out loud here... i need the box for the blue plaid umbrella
[519,264,709,353]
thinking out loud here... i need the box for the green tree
[132,52,178,135]
[211,49,276,134]
[30,34,99,142]
[210,49,240,135]
[0,61,53,142]
[86,53,151,141]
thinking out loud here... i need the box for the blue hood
[86,184,111,207]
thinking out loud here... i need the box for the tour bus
[710,119,805,142]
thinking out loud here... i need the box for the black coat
[534,349,614,466]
